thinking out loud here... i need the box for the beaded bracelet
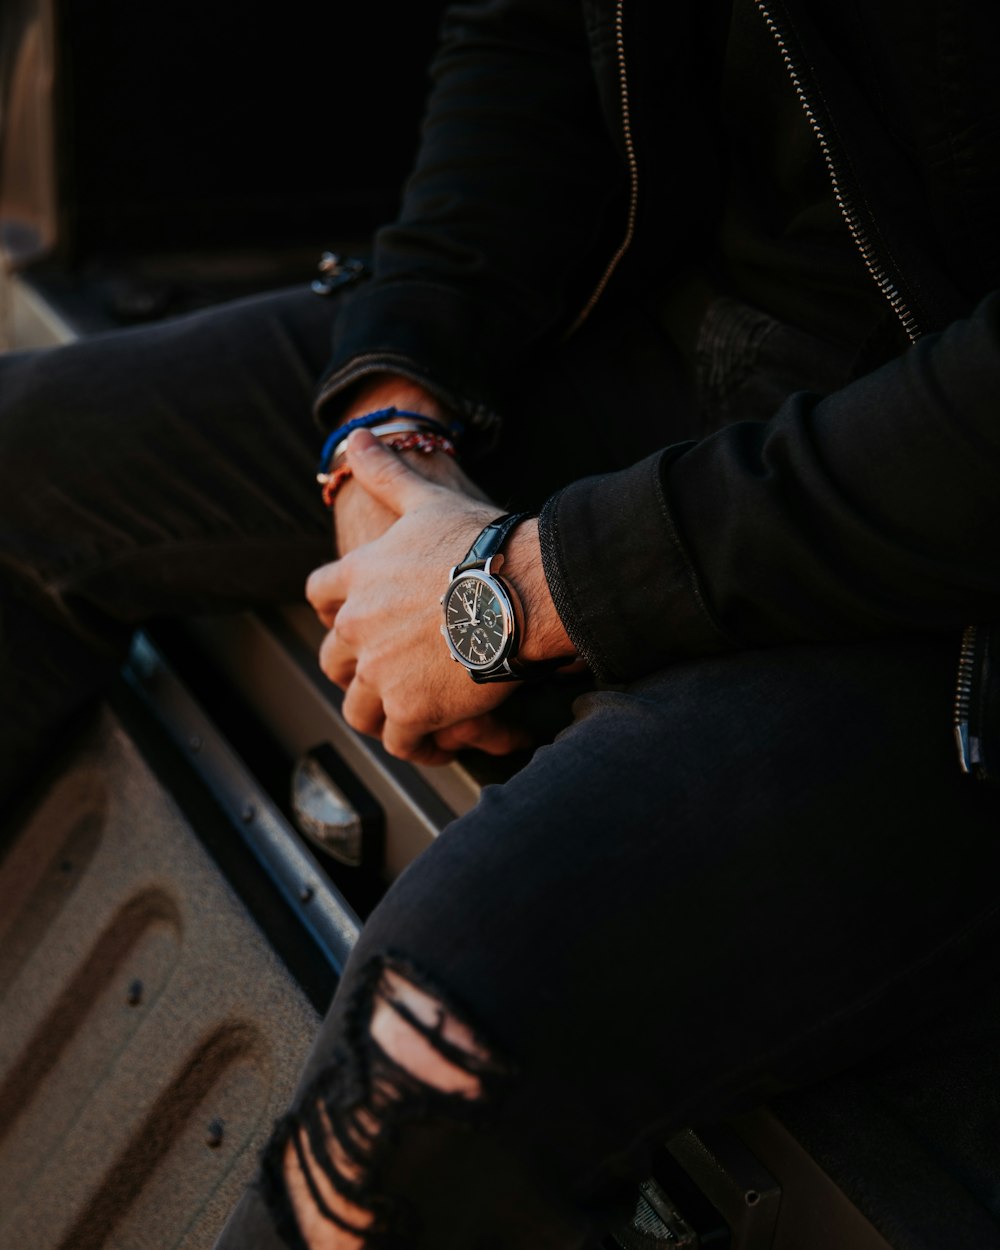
[316,407,454,479]
[320,430,457,508]
[325,418,437,471]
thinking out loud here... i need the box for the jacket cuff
[313,279,517,446]
[538,449,735,683]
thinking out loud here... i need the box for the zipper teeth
[754,1,921,344]
[566,0,637,336]
[954,623,979,727]
[752,4,995,776]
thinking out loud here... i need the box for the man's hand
[308,431,535,765]
[331,374,489,555]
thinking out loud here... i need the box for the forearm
[339,374,450,426]
[540,291,1000,682]
[315,0,620,432]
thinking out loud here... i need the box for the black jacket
[315,0,1000,768]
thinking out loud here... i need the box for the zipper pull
[312,252,369,297]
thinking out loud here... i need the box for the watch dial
[445,576,508,667]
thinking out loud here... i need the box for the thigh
[310,635,1000,1224]
[0,285,335,620]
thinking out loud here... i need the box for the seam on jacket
[653,448,739,652]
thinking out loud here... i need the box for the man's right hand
[331,374,491,554]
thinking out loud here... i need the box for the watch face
[443,572,514,670]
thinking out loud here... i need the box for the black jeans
[2,286,1000,1249]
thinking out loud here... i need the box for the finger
[331,480,397,557]
[305,560,347,621]
[318,626,356,690]
[434,715,533,756]
[407,740,458,767]
[381,718,454,766]
[342,677,386,739]
[345,429,441,516]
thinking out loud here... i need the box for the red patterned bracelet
[320,431,457,508]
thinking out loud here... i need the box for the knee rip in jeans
[259,956,509,1250]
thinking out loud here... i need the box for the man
[3,2,1000,1248]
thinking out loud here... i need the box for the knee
[265,957,505,1250]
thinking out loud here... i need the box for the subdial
[470,627,492,662]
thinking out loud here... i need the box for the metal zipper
[753,1,921,346]
[954,623,982,775]
[567,0,637,335]
[573,0,927,345]
[754,0,990,777]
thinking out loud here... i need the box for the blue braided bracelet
[317,407,455,477]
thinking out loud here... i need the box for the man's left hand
[306,430,532,765]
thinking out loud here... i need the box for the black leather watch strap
[468,651,567,684]
[453,512,533,574]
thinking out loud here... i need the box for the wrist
[501,519,575,664]
[341,374,449,427]
[318,384,461,506]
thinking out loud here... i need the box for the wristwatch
[441,512,544,683]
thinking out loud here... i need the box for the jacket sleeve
[539,291,1000,681]
[315,0,624,436]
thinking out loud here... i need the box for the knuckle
[384,699,421,733]
[343,694,378,736]
[304,568,323,606]
[318,635,351,688]
[352,657,375,689]
[335,608,359,647]
[382,736,411,761]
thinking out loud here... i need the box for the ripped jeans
[216,633,1000,1250]
[3,286,1000,1249]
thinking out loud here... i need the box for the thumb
[345,429,438,515]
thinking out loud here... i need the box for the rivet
[241,803,256,824]
[206,1118,225,1148]
[126,979,144,1007]
[299,884,315,904]
[189,734,203,753]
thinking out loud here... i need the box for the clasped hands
[306,429,534,766]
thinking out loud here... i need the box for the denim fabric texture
[0,288,334,803]
[3,288,1000,1249]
